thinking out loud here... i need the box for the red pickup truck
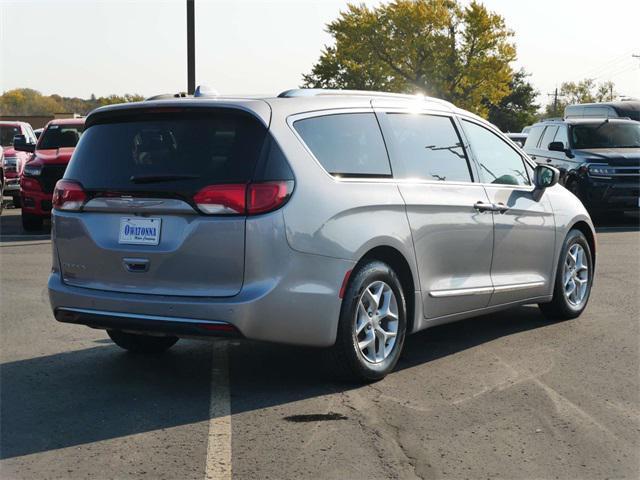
[1,121,37,208]
[14,118,85,230]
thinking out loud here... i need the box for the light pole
[187,0,195,94]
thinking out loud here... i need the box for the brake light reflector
[247,181,293,215]
[193,184,246,214]
[52,180,86,211]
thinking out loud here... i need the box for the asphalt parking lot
[1,207,639,480]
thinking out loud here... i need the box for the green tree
[0,89,144,116]
[544,79,618,117]
[486,70,539,132]
[303,0,517,116]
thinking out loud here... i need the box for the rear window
[65,109,271,195]
[39,124,84,149]
[293,113,391,177]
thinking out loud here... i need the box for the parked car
[34,128,44,139]
[506,132,528,148]
[14,118,85,230]
[0,148,4,215]
[564,101,640,121]
[1,121,37,207]
[524,117,640,216]
[49,89,596,381]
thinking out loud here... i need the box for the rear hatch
[54,104,273,297]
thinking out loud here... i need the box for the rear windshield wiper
[129,174,201,184]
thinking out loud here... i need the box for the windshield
[38,124,84,149]
[64,109,268,195]
[0,125,21,147]
[571,122,640,149]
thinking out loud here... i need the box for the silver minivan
[49,89,596,381]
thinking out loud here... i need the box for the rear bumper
[55,307,242,338]
[48,247,353,347]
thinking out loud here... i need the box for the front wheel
[328,260,407,382]
[107,330,179,354]
[539,229,593,320]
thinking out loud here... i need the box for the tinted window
[0,125,20,147]
[461,120,530,186]
[554,126,569,148]
[65,109,270,195]
[383,113,471,182]
[539,126,558,150]
[294,113,391,176]
[523,125,544,149]
[39,124,84,149]
[570,122,640,149]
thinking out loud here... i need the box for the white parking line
[205,340,232,480]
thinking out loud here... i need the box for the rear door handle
[473,201,493,213]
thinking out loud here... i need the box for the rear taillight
[247,181,293,215]
[193,181,293,216]
[52,180,86,211]
[193,184,247,214]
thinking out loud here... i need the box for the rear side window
[523,125,544,149]
[382,113,472,182]
[539,126,558,150]
[293,113,391,177]
[65,109,270,195]
[461,120,530,186]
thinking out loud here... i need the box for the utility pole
[187,0,195,95]
[547,87,562,116]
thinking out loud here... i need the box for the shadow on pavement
[0,210,51,243]
[1,304,552,459]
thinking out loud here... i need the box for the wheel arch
[354,245,417,334]
[570,220,596,267]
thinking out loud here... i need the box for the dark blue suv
[524,117,640,215]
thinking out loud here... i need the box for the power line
[572,49,634,79]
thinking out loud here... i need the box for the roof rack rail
[145,92,189,101]
[145,86,218,101]
[277,88,455,107]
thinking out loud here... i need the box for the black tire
[107,330,179,354]
[539,229,593,320]
[21,212,43,231]
[328,260,407,382]
[12,195,21,208]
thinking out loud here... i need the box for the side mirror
[548,141,574,158]
[534,164,560,189]
[13,135,35,153]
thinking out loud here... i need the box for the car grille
[40,164,68,193]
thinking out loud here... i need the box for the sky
[1,0,639,106]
